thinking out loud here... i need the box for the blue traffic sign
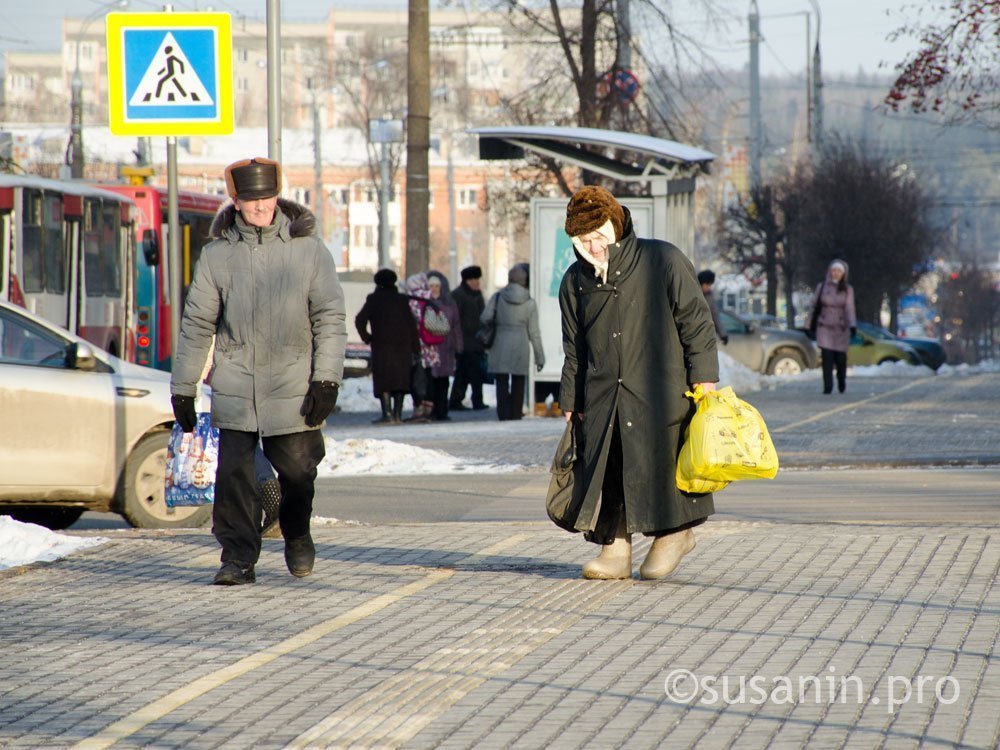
[107,12,233,136]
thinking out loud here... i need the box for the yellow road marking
[772,379,924,434]
[73,534,532,749]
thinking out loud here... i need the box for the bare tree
[937,264,999,362]
[796,138,939,331]
[885,0,1000,129]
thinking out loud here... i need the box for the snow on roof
[469,125,716,165]
[1,125,378,168]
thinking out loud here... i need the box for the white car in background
[0,301,210,530]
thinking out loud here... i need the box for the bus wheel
[119,432,212,529]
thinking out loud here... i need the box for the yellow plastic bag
[676,385,779,493]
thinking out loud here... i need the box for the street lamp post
[67,0,128,179]
[369,118,404,271]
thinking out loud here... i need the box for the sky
[1,0,925,78]
[6,353,998,572]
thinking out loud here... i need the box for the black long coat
[355,286,420,395]
[452,282,486,353]
[558,212,720,537]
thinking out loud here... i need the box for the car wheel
[119,432,212,529]
[0,506,85,530]
[878,357,900,365]
[766,348,805,376]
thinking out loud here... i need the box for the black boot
[284,534,315,577]
[372,393,394,425]
[213,561,256,586]
[391,394,404,423]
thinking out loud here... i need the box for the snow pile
[718,351,767,392]
[939,359,1000,375]
[0,516,107,572]
[318,437,520,477]
[850,360,935,378]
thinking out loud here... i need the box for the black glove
[171,395,197,433]
[850,326,857,338]
[301,381,339,427]
[721,335,729,345]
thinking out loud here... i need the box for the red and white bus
[99,184,224,370]
[0,175,137,359]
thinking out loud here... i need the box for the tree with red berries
[885,0,1000,129]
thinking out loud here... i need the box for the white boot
[639,528,696,580]
[582,520,632,580]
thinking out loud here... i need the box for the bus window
[21,190,44,293]
[43,194,65,293]
[102,202,121,296]
[84,199,104,296]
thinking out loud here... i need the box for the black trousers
[821,347,848,393]
[588,418,706,545]
[494,373,525,421]
[431,375,451,419]
[214,429,325,565]
[450,351,486,408]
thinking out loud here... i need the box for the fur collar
[210,198,317,240]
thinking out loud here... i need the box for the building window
[237,77,249,92]
[457,188,478,209]
[237,48,248,63]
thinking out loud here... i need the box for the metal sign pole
[167,136,181,367]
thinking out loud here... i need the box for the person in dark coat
[355,269,420,424]
[449,265,488,411]
[559,186,719,581]
[698,269,729,345]
[426,270,463,421]
[809,259,857,394]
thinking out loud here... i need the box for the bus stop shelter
[469,125,715,254]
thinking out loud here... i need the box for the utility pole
[446,134,458,283]
[266,0,282,162]
[406,0,431,275]
[616,0,631,69]
[312,95,324,243]
[808,0,824,150]
[748,0,762,192]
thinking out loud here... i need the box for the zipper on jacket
[256,226,263,245]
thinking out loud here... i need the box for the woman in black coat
[559,186,720,581]
[355,269,420,423]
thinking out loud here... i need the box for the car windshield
[0,309,69,367]
[858,322,895,341]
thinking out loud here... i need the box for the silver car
[0,301,210,529]
[719,309,818,375]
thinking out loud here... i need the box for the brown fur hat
[565,185,625,240]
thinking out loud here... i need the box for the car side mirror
[68,341,98,371]
[142,229,160,266]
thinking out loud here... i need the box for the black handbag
[475,293,500,348]
[545,419,586,533]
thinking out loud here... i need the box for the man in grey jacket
[170,157,347,585]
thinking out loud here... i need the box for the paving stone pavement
[1,371,998,749]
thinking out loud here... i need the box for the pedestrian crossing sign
[106,12,233,136]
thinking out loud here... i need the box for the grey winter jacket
[170,199,347,436]
[482,283,545,376]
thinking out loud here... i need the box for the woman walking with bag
[483,264,544,420]
[558,186,719,581]
[809,259,856,394]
